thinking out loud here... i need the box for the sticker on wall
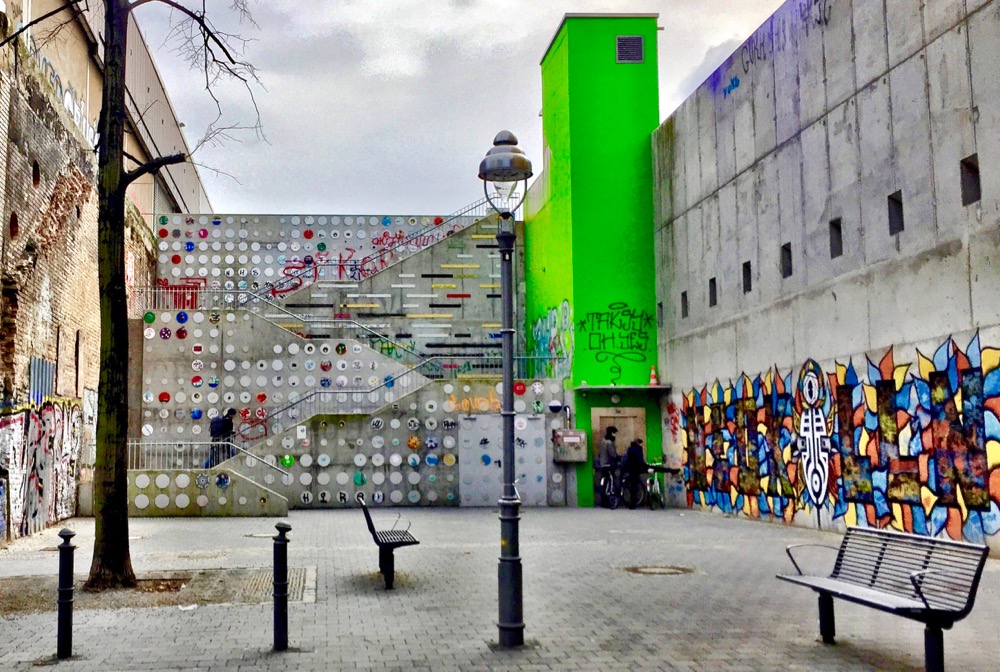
[407,454,421,468]
[389,453,402,467]
[371,453,385,467]
[301,491,314,505]
[297,425,307,439]
[144,328,155,339]
[513,381,526,395]
[281,454,295,468]
[514,416,528,431]
[354,472,367,486]
[426,454,440,467]
[317,453,330,467]
[373,491,385,504]
[216,473,231,489]
[407,436,421,450]
[531,381,544,395]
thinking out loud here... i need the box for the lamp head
[478,130,533,183]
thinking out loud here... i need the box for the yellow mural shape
[763,371,773,394]
[957,485,968,522]
[863,384,877,412]
[917,350,935,381]
[859,428,871,456]
[845,501,858,527]
[836,362,847,386]
[983,348,1000,374]
[761,475,771,493]
[703,406,712,424]
[730,486,739,509]
[893,364,911,390]
[921,486,938,516]
[988,440,1000,470]
[890,504,904,531]
[724,386,732,405]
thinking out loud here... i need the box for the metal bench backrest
[832,527,989,614]
[355,492,378,540]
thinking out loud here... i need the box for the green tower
[525,14,663,506]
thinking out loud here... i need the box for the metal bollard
[272,521,291,652]
[57,528,76,659]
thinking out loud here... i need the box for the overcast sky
[135,0,784,215]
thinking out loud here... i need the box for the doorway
[591,407,646,460]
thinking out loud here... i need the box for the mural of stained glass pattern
[680,333,1000,546]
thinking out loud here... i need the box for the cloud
[134,0,784,214]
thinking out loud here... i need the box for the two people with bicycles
[596,427,674,510]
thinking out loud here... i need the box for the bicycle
[644,464,681,510]
[597,464,621,510]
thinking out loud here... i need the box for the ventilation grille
[617,36,644,63]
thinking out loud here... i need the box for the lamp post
[478,130,532,648]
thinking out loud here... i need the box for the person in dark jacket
[621,439,648,509]
[205,408,237,468]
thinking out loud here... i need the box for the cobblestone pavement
[1,508,998,671]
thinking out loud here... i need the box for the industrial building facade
[653,0,1000,549]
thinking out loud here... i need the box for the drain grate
[242,567,307,601]
[622,565,693,576]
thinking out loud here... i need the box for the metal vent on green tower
[616,36,643,63]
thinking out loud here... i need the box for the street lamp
[479,130,532,648]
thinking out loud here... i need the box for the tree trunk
[85,0,135,591]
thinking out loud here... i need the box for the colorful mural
[0,399,82,538]
[529,299,574,379]
[680,335,1000,545]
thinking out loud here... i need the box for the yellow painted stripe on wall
[479,284,499,289]
[405,314,454,319]
[346,304,381,308]
[440,264,481,269]
[431,283,457,289]
[482,323,501,328]
[454,274,478,279]
[471,234,495,239]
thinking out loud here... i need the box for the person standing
[622,438,648,509]
[206,408,237,468]
[595,426,619,507]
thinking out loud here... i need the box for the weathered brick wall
[0,70,99,403]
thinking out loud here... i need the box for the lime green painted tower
[525,14,663,506]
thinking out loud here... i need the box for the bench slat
[777,575,928,613]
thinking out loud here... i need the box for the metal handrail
[127,439,289,477]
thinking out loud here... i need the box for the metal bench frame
[355,492,420,590]
[777,526,988,672]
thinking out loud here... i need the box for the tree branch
[121,151,186,190]
[0,0,85,51]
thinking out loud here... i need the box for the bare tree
[85,0,262,590]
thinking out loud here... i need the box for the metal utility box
[552,429,588,463]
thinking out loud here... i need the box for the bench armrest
[785,543,839,576]
[909,569,943,610]
[390,512,412,532]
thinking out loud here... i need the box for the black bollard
[57,528,76,659]
[272,521,291,652]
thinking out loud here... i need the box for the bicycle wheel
[624,480,645,509]
[648,483,663,510]
[603,478,621,509]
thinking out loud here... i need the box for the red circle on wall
[256,392,267,403]
[171,254,182,264]
[433,217,443,225]
[513,381,526,396]
[303,229,314,239]
[158,228,169,238]
[158,391,171,403]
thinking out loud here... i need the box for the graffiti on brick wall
[680,334,1000,544]
[577,302,653,384]
[0,399,82,538]
[0,478,6,542]
[529,300,573,379]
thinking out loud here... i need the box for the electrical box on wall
[553,429,588,463]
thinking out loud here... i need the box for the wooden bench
[355,492,419,590]
[777,526,988,672]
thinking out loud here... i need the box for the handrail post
[57,528,76,659]
[273,521,291,652]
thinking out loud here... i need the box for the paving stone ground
[1,507,998,671]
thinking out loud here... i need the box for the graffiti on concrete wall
[577,302,653,384]
[681,334,1000,544]
[0,399,82,538]
[529,300,574,379]
[0,477,6,542]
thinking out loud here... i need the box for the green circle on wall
[280,454,294,468]
[317,242,327,252]
[143,312,156,324]
[353,472,367,486]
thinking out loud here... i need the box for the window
[31,160,40,187]
[8,212,17,239]
[742,261,752,293]
[74,330,82,397]
[888,190,904,235]
[616,36,644,63]
[829,218,843,258]
[681,291,689,319]
[709,278,718,307]
[781,243,793,278]
[961,154,981,206]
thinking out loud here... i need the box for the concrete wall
[653,0,1000,549]
[137,212,574,510]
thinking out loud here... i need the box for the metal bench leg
[924,625,944,672]
[380,547,395,590]
[818,593,835,644]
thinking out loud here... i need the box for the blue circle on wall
[185,241,195,252]
[381,216,391,226]
[176,312,188,324]
[191,409,203,420]
[481,455,492,466]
